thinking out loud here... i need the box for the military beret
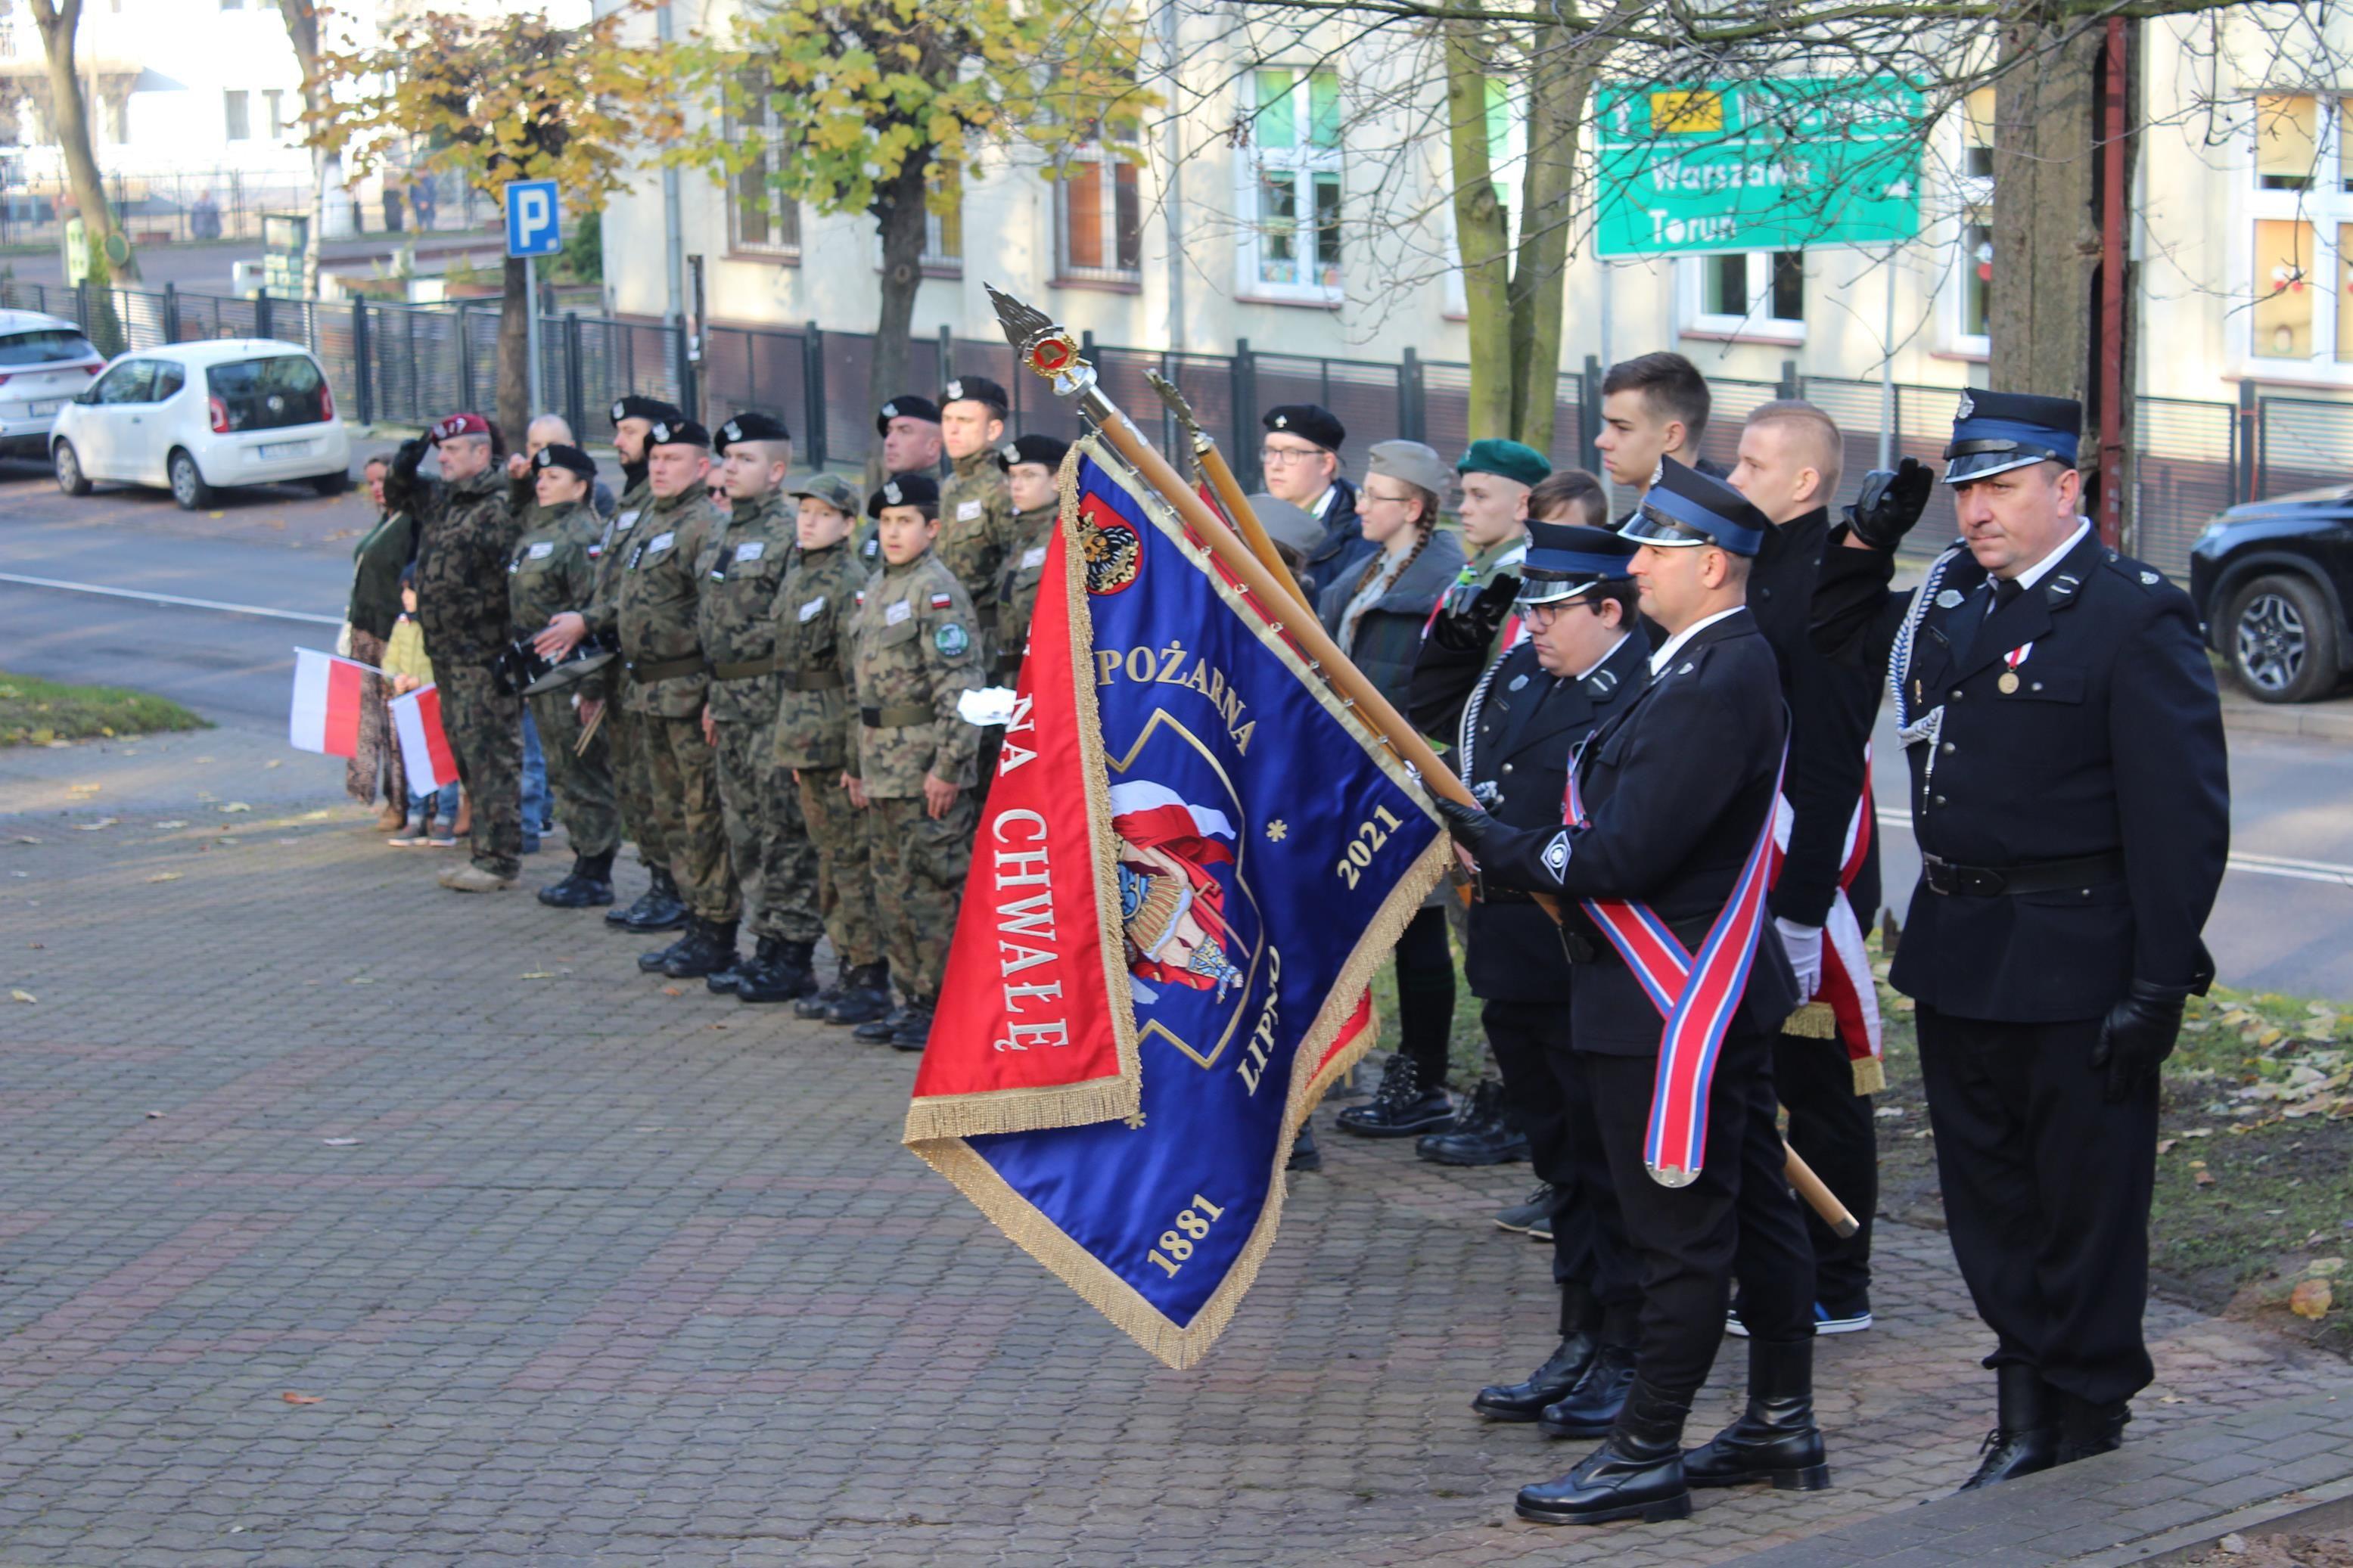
[788,473,863,515]
[646,417,710,451]
[941,375,1011,413]
[869,473,941,517]
[713,411,791,454]
[996,433,1070,472]
[611,395,682,426]
[1247,492,1323,558]
[1456,438,1552,489]
[875,395,943,434]
[428,411,490,445]
[1517,521,1637,607]
[1944,390,2082,483]
[531,442,597,480]
[1262,403,1344,452]
[1624,455,1770,557]
[1366,439,1452,498]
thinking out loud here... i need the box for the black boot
[2054,1391,2131,1464]
[890,1004,934,1052]
[1684,1337,1831,1491]
[855,1004,908,1044]
[664,918,738,980]
[1287,1123,1323,1172]
[739,939,818,1005]
[617,868,689,933]
[706,933,758,994]
[539,849,617,908]
[638,920,695,973]
[1516,1377,1694,1526]
[1957,1365,2062,1492]
[1416,1079,1530,1166]
[1539,1342,1640,1439]
[828,964,894,1027]
[794,957,851,1020]
[1475,1332,1599,1422]
[1334,1054,1454,1138]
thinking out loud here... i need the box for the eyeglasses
[1522,599,1599,628]
[1259,446,1326,466]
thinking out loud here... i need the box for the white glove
[1775,918,1823,1004]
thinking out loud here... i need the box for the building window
[1960,219,1994,343]
[1058,148,1142,283]
[726,79,801,258]
[264,89,285,140]
[1962,87,1995,179]
[921,170,962,270]
[1944,92,1997,358]
[223,90,250,141]
[2243,95,2353,371]
[1680,250,1805,341]
[1239,66,1342,302]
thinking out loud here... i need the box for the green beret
[1456,438,1551,489]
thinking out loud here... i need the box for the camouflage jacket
[695,490,797,725]
[992,500,1058,679]
[614,486,720,718]
[936,449,1015,640]
[408,465,522,666]
[586,471,652,641]
[845,549,983,795]
[505,498,601,637]
[769,537,866,773]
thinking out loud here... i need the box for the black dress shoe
[1517,1378,1694,1526]
[854,1005,907,1043]
[1475,1333,1598,1421]
[1287,1123,1323,1172]
[1416,1080,1530,1166]
[664,919,739,980]
[2054,1392,2131,1464]
[1958,1365,2062,1491]
[1540,1342,1640,1439]
[1334,1054,1454,1138]
[1685,1337,1831,1491]
[890,1007,934,1052]
[620,870,688,933]
[828,965,894,1027]
[739,939,818,1005]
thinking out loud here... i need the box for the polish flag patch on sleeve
[930,591,954,610]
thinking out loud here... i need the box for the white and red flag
[387,684,458,796]
[288,647,370,758]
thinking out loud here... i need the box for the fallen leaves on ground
[145,872,182,883]
[219,803,251,814]
[280,1391,320,1405]
[70,818,117,831]
[2291,1278,2334,1319]
[8,989,33,1004]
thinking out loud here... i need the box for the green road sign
[1594,76,1925,258]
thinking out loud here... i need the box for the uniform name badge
[735,541,766,563]
[885,599,913,627]
[1021,545,1047,570]
[1997,641,2034,694]
[646,530,675,554]
[957,500,983,522]
[527,541,555,560]
[615,510,639,531]
[798,596,826,623]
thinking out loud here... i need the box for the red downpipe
[2097,17,2129,550]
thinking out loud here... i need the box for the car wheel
[52,440,91,497]
[169,449,213,511]
[2226,573,2340,704]
[309,469,351,497]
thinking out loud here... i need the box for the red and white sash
[1767,755,1885,1092]
[1564,747,1786,1188]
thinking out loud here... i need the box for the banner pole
[1145,370,1310,615]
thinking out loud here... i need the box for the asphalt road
[3,455,2350,998]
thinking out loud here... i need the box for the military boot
[794,956,852,1020]
[1683,1337,1831,1491]
[1416,1079,1529,1166]
[1538,1342,1640,1439]
[854,1005,908,1044]
[890,1004,934,1052]
[539,849,617,909]
[1957,1365,2062,1491]
[1334,1054,1454,1138]
[1475,1331,1600,1422]
[639,921,695,973]
[1515,1377,1694,1526]
[705,937,750,995]
[664,918,739,980]
[615,868,688,933]
[827,964,894,1027]
[739,939,818,1005]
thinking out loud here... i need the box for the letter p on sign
[505,179,563,259]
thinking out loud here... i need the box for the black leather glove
[2090,978,2191,1104]
[391,436,429,481]
[1841,456,1934,552]
[1429,791,1495,849]
[1428,573,1518,651]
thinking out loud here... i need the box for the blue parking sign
[505,179,563,259]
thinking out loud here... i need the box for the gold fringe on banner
[1783,1001,1838,1039]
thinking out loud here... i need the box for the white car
[51,338,353,509]
[0,309,104,456]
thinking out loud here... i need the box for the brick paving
[4,762,2351,1566]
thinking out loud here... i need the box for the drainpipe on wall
[659,2,687,332]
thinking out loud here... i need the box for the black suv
[2188,486,2353,703]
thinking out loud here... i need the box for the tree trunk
[866,158,934,464]
[1506,26,1586,449]
[30,0,138,282]
[498,253,530,439]
[1988,22,2101,402]
[1444,23,1512,441]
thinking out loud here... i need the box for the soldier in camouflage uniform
[990,433,1068,682]
[508,442,621,908]
[843,474,983,1051]
[934,376,1020,652]
[389,412,524,892]
[772,473,890,1026]
[697,412,825,1004]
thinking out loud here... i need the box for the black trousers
[1774,1027,1878,1313]
[1484,998,1638,1340]
[1394,905,1457,1086]
[1916,1004,2158,1405]
[1584,1025,1816,1396]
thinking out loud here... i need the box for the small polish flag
[288,647,368,758]
[930,591,954,610]
[388,684,459,796]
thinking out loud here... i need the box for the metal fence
[8,275,2349,579]
[0,167,488,248]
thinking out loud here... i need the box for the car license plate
[259,440,311,458]
[26,399,60,416]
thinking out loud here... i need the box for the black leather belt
[1922,850,2126,897]
[779,669,845,692]
[625,653,703,682]
[1559,912,1712,965]
[862,703,934,728]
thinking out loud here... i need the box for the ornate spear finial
[985,283,1099,407]
[1144,368,1212,456]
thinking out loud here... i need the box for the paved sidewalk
[2,772,2350,1566]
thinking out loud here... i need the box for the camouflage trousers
[643,713,740,924]
[437,662,523,880]
[713,719,822,945]
[528,687,619,859]
[797,769,881,970]
[868,790,977,1008]
[606,688,671,876]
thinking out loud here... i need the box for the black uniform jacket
[1811,526,2230,1023]
[1459,627,1651,1004]
[1476,608,1799,1054]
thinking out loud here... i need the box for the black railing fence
[8,277,2347,579]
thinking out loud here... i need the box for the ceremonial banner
[906,435,1447,1367]
[387,684,458,796]
[288,647,369,758]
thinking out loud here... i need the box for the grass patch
[0,671,209,748]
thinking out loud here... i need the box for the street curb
[2219,697,2353,744]
[2088,1482,2353,1564]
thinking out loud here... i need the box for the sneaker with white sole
[1725,1302,1873,1339]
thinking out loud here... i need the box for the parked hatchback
[0,309,104,456]
[2187,486,2353,703]
[50,338,352,509]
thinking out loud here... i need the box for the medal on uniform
[1997,641,2034,694]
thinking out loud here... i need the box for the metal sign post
[504,179,564,418]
